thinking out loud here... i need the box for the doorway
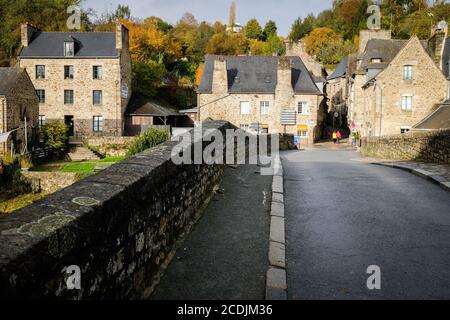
[64,115,74,137]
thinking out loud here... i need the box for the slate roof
[126,94,181,117]
[20,32,118,58]
[328,56,348,80]
[0,68,23,95]
[442,37,450,79]
[198,55,322,95]
[413,100,450,130]
[358,39,428,76]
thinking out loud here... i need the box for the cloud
[82,0,333,36]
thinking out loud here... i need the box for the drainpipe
[374,82,383,137]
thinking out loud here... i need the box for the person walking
[332,131,337,144]
[336,130,342,144]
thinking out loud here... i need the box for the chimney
[212,57,228,94]
[116,23,129,51]
[276,56,294,98]
[358,29,391,55]
[428,21,448,69]
[21,23,38,47]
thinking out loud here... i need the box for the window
[371,58,382,63]
[64,41,75,57]
[260,101,269,115]
[36,65,45,79]
[93,116,103,132]
[93,66,103,80]
[93,90,103,105]
[64,90,74,104]
[239,124,249,131]
[64,65,74,79]
[297,101,308,115]
[401,95,412,111]
[300,131,308,137]
[39,115,46,128]
[240,101,250,115]
[400,127,411,134]
[36,90,45,103]
[403,65,413,80]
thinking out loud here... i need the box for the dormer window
[371,58,382,63]
[64,41,75,57]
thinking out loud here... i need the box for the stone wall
[361,129,450,164]
[86,136,136,157]
[0,121,233,299]
[22,171,77,194]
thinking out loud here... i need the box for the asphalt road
[282,149,450,300]
[152,165,271,300]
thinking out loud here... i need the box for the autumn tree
[0,0,91,65]
[206,32,248,55]
[229,1,237,28]
[304,27,340,57]
[245,19,262,40]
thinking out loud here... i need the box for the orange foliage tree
[304,27,340,57]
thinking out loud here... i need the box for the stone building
[18,23,132,138]
[348,28,448,137]
[0,67,39,155]
[198,55,325,145]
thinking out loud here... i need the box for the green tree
[245,19,262,40]
[263,20,277,40]
[127,128,170,156]
[132,60,166,97]
[41,122,69,159]
[289,15,315,41]
[206,32,248,55]
[187,22,215,62]
[264,35,286,56]
[0,0,91,65]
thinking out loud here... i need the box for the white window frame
[403,65,413,80]
[64,65,74,79]
[38,115,46,128]
[400,126,411,134]
[300,130,308,137]
[93,66,103,80]
[297,101,308,115]
[239,124,250,131]
[240,101,250,115]
[36,90,45,104]
[64,41,75,57]
[64,90,74,105]
[93,90,103,105]
[401,94,412,111]
[260,101,269,115]
[36,65,45,80]
[93,116,103,132]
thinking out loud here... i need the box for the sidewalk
[359,157,450,192]
[151,165,272,300]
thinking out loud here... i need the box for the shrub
[41,122,69,159]
[127,128,170,156]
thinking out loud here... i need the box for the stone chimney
[358,29,391,55]
[276,56,293,94]
[116,23,129,51]
[21,23,39,47]
[428,21,448,69]
[212,57,228,94]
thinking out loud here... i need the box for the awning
[297,124,308,131]
[0,129,19,143]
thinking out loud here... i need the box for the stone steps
[68,147,101,162]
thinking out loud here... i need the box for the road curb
[371,162,450,193]
[266,157,287,300]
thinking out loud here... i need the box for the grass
[0,192,46,215]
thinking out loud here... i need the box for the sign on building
[121,84,129,99]
[280,110,296,125]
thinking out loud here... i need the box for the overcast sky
[82,0,334,36]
